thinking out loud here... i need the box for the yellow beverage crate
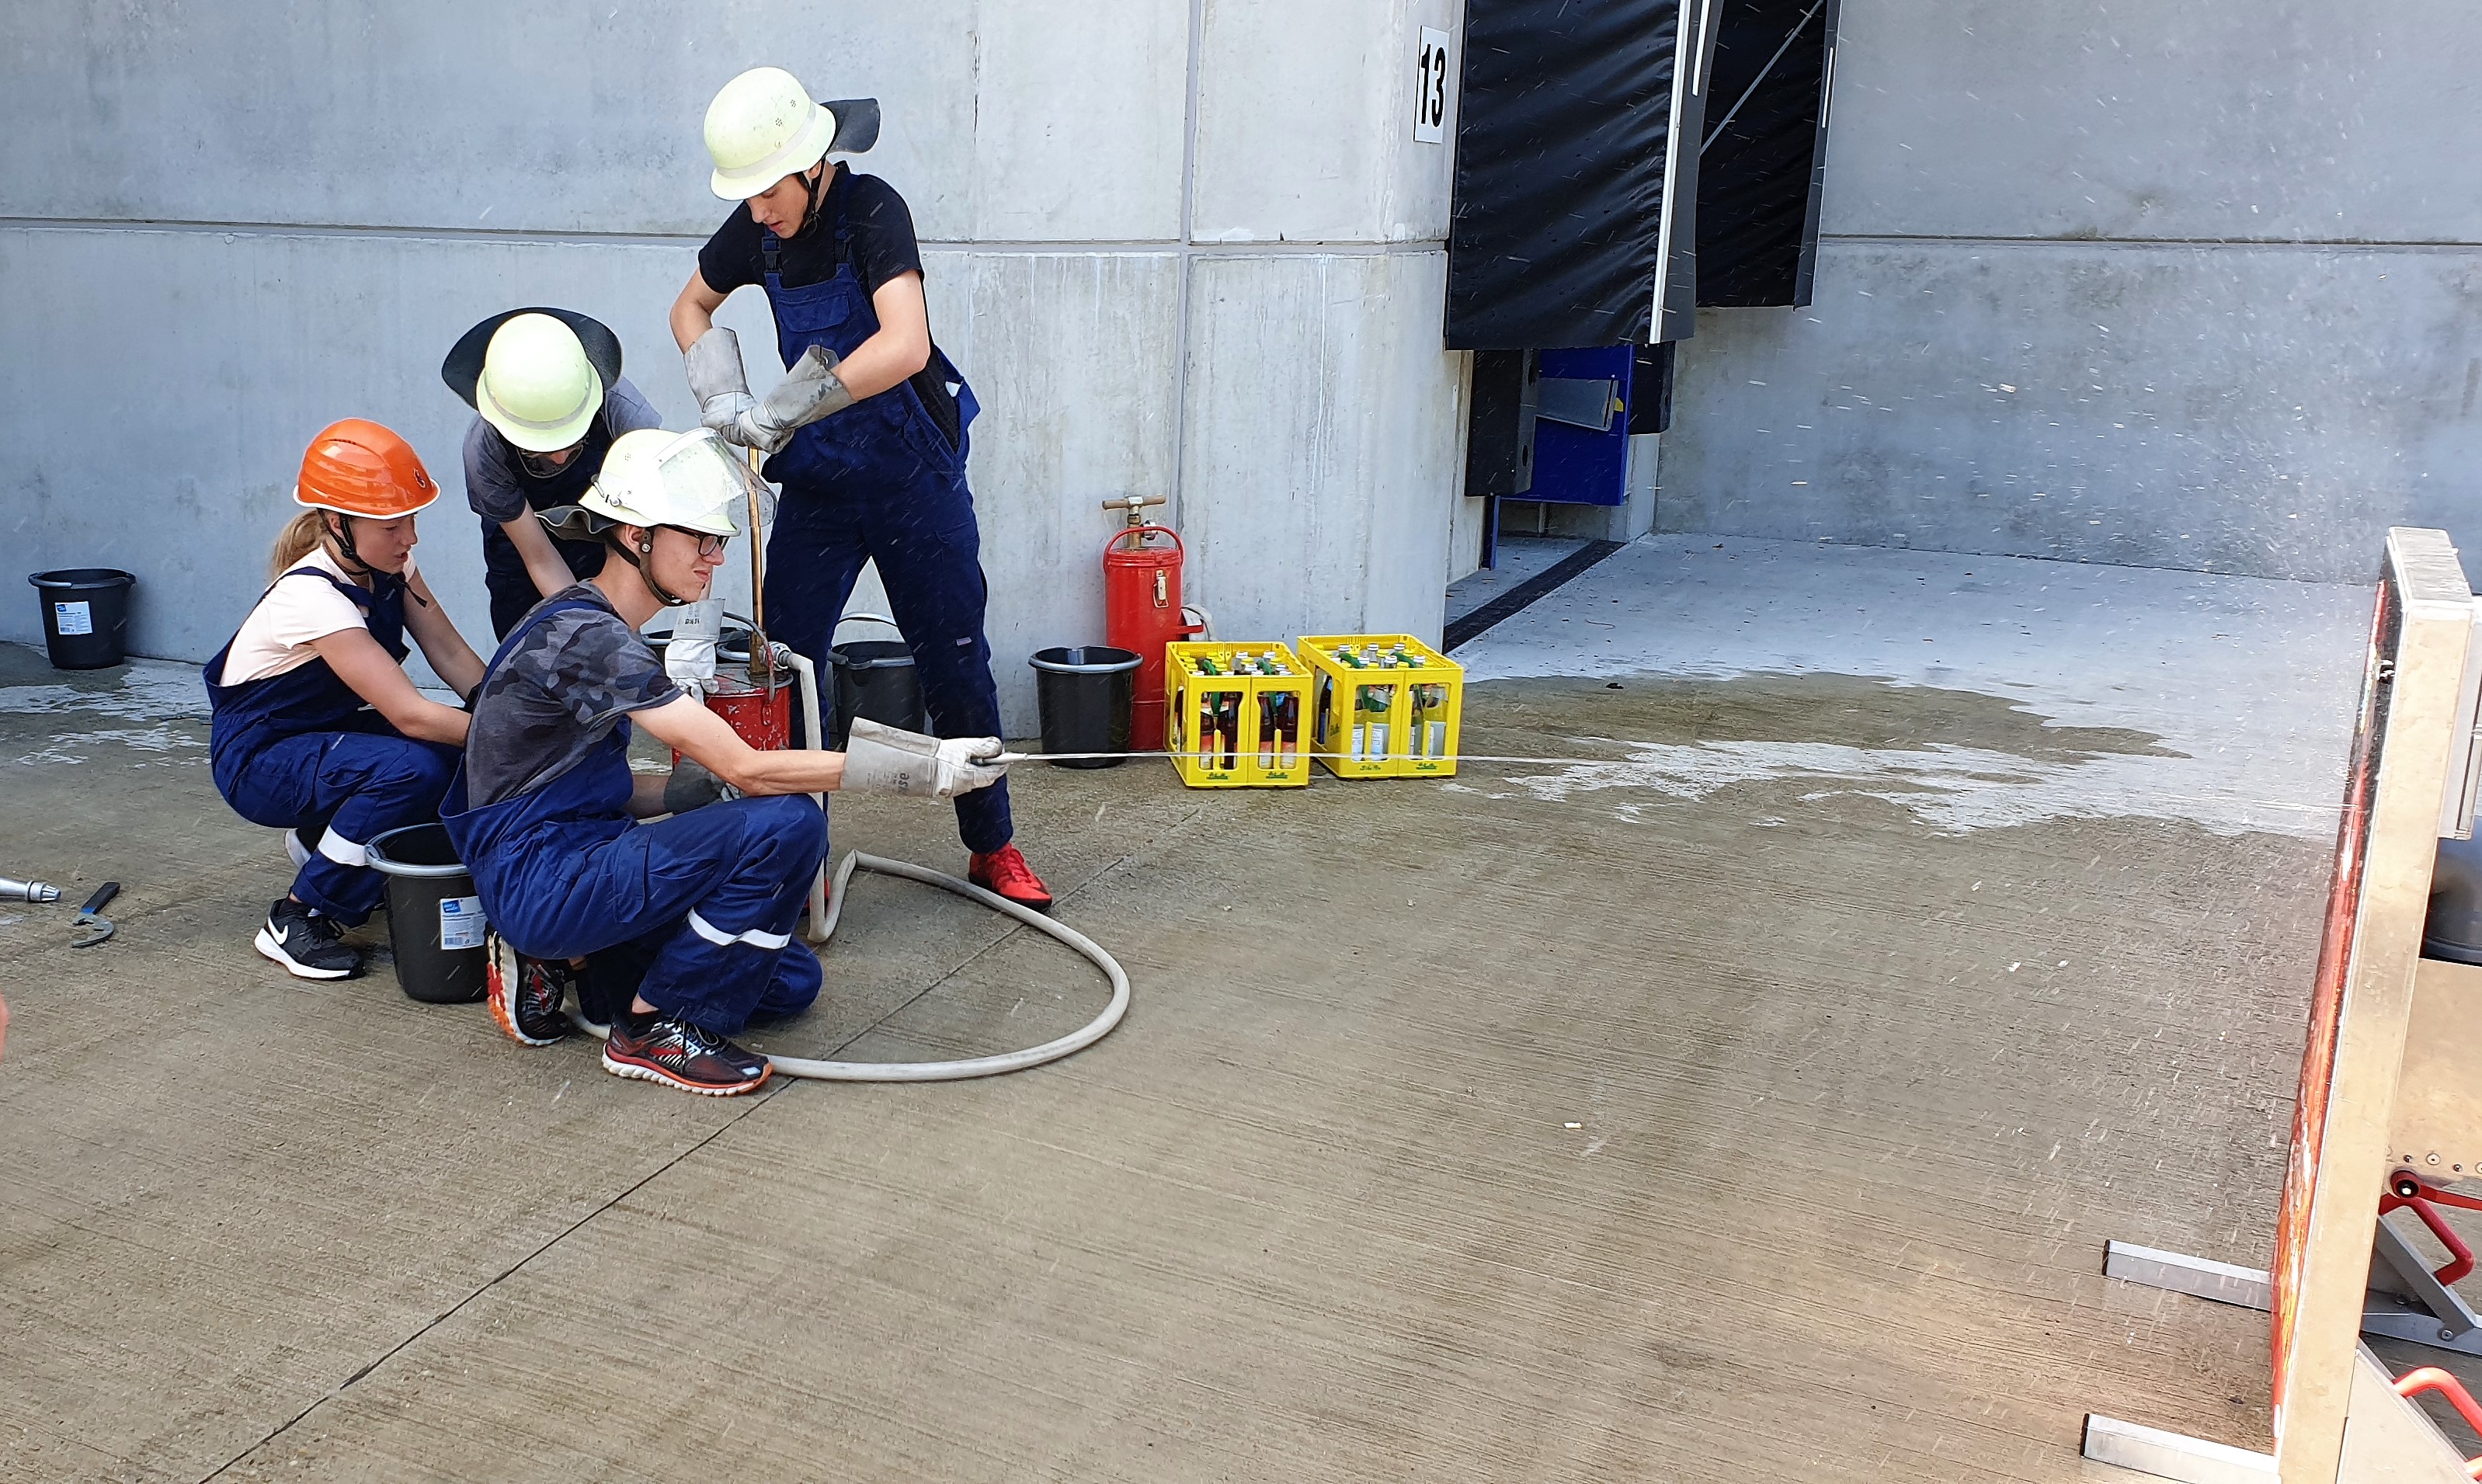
[1298,634,1465,778]
[1165,641,1313,787]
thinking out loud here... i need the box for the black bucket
[1030,646,1140,768]
[29,568,135,670]
[832,626,927,748]
[365,824,488,1004]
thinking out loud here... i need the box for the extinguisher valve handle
[1103,494,1169,527]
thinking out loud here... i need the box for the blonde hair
[267,510,335,579]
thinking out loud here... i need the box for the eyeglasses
[661,526,730,558]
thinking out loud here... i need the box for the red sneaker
[969,843,1053,913]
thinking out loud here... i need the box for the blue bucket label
[438,895,486,951]
[53,600,92,636]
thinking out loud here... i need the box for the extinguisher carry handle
[1104,525,1184,561]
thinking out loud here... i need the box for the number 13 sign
[1414,26,1452,144]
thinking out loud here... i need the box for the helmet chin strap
[326,513,402,596]
[795,159,829,238]
[611,527,691,607]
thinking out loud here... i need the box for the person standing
[206,420,486,979]
[441,428,1009,1095]
[668,65,1052,912]
[441,309,664,639]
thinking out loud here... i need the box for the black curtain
[1695,0,1837,308]
[1446,0,1684,350]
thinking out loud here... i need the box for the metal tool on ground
[2,877,62,903]
[71,881,118,948]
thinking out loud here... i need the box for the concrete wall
[1661,2,2482,582]
[0,0,1469,728]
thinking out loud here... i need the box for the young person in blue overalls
[206,419,487,980]
[441,427,1010,1096]
[667,65,1055,914]
[440,308,666,640]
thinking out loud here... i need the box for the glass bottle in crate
[1354,684,1394,760]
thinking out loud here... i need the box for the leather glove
[682,327,758,440]
[662,758,732,815]
[662,598,724,700]
[840,718,1008,801]
[738,345,855,454]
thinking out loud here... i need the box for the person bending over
[440,308,666,639]
[440,427,1009,1096]
[207,419,485,979]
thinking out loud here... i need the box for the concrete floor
[1444,535,1592,626]
[2,535,2463,1482]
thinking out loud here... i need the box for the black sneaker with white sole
[255,897,363,979]
[601,1014,771,1096]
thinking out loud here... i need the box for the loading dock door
[1695,0,1839,308]
[1445,0,1712,350]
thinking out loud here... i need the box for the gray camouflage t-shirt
[464,585,681,808]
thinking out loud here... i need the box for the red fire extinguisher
[1102,495,1204,752]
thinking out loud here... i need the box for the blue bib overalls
[204,568,460,924]
[439,597,824,1035]
[754,188,1012,855]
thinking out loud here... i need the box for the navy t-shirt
[695,166,960,445]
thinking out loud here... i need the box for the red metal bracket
[2390,1173,2482,1287]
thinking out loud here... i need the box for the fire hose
[569,648,1132,1082]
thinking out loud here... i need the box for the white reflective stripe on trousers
[686,909,791,951]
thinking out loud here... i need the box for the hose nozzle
[0,877,62,903]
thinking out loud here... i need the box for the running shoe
[601,1014,772,1096]
[968,843,1053,913]
[255,897,362,980]
[486,937,575,1047]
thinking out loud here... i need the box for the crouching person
[440,428,1007,1096]
[207,420,485,979]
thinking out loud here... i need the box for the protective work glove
[742,344,856,453]
[662,758,732,815]
[682,326,758,440]
[662,598,724,701]
[683,330,856,456]
[840,718,1008,801]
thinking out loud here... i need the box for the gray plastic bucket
[366,824,488,1004]
[1030,646,1140,768]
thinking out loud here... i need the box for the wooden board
[2271,529,2476,1481]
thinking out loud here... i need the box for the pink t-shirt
[219,547,410,686]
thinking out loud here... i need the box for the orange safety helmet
[294,419,440,519]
